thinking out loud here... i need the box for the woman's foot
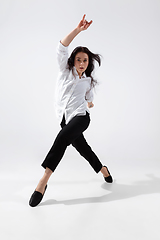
[29,167,53,207]
[29,177,49,207]
[29,185,47,207]
[101,166,110,178]
[101,166,113,183]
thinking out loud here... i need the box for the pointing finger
[82,14,86,21]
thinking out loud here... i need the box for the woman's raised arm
[61,14,92,47]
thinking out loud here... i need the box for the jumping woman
[29,14,113,207]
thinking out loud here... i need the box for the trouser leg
[41,113,90,172]
[72,134,103,173]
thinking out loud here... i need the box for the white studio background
[0,0,160,172]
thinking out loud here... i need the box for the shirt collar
[73,66,86,79]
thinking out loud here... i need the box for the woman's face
[74,52,89,77]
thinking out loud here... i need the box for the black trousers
[41,112,103,173]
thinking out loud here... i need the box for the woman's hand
[88,102,94,108]
[61,14,92,47]
[77,14,93,32]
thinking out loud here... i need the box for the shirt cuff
[58,41,68,51]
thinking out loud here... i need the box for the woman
[29,14,113,207]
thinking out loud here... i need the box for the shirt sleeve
[85,88,94,102]
[56,41,69,72]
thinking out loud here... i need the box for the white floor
[1,155,160,240]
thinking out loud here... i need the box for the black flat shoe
[103,166,113,183]
[29,185,47,207]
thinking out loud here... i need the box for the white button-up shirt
[54,42,94,124]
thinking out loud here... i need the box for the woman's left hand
[88,102,94,108]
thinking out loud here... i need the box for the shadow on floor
[40,174,160,206]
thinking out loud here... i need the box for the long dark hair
[67,46,101,88]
